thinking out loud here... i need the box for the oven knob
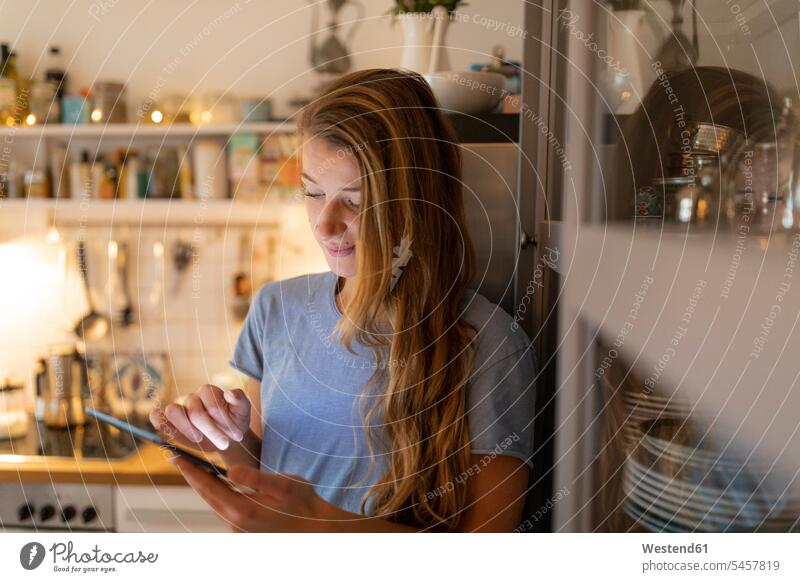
[39,504,56,522]
[17,503,35,521]
[81,506,98,524]
[61,506,77,522]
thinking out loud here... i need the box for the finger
[170,457,244,525]
[198,385,243,442]
[185,395,230,450]
[149,410,184,443]
[164,403,204,443]
[223,388,251,418]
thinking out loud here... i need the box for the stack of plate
[623,419,800,532]
[620,390,694,447]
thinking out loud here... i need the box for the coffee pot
[35,346,89,428]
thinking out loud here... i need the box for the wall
[0,0,525,119]
[0,1,526,407]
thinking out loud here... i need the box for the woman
[150,68,537,532]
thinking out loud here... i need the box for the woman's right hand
[149,384,251,452]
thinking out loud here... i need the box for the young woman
[150,68,537,532]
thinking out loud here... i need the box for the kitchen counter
[0,442,193,486]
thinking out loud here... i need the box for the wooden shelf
[0,121,296,139]
[0,197,299,226]
[0,115,519,143]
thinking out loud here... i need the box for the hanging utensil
[72,240,110,342]
[655,0,699,72]
[171,238,194,295]
[229,231,252,321]
[147,240,165,311]
[116,240,135,326]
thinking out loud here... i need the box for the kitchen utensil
[0,376,28,440]
[40,346,89,428]
[147,240,165,311]
[83,351,109,409]
[72,240,109,342]
[116,240,134,326]
[686,122,744,155]
[229,232,252,321]
[106,352,172,418]
[308,0,364,77]
[655,0,699,72]
[171,239,194,295]
[422,71,507,114]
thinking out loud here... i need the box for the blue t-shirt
[229,270,536,516]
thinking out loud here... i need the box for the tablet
[85,407,257,494]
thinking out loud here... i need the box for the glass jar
[28,80,59,124]
[664,170,719,227]
[0,377,29,440]
[723,98,800,233]
[0,78,16,125]
[91,81,127,123]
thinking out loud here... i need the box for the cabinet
[522,0,800,531]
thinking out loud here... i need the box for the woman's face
[301,136,362,278]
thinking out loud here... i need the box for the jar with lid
[90,81,127,123]
[0,376,29,440]
[723,98,800,233]
[664,169,719,227]
[28,80,60,124]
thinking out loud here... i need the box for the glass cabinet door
[549,1,800,532]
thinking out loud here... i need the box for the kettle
[35,346,89,427]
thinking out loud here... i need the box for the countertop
[0,442,201,487]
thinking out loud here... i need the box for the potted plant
[390,1,467,73]
[389,1,465,15]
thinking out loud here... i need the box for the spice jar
[91,81,127,123]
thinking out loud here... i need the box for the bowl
[422,71,507,115]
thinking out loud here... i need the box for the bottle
[91,155,105,199]
[124,151,140,202]
[99,160,117,199]
[7,51,26,124]
[0,44,16,125]
[44,46,67,99]
[69,151,92,200]
[115,150,127,199]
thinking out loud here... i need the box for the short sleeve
[228,285,269,381]
[466,320,537,468]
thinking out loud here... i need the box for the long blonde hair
[298,68,478,530]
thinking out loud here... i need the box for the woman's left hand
[169,456,336,532]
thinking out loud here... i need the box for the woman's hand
[150,384,251,452]
[169,456,337,532]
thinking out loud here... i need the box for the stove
[0,413,147,532]
[0,415,142,460]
